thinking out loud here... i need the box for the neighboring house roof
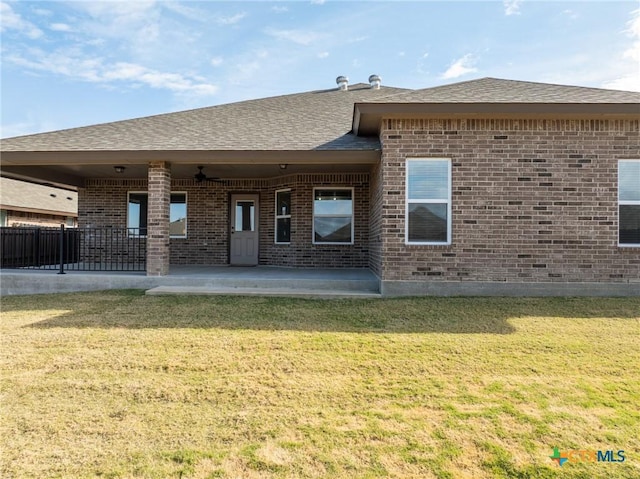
[365,77,640,103]
[0,84,408,153]
[0,177,78,217]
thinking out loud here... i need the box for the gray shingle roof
[2,78,637,155]
[1,84,408,152]
[0,177,77,215]
[366,77,640,104]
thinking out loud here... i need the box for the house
[0,177,77,228]
[1,77,638,295]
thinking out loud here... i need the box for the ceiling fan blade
[194,166,207,182]
[194,166,225,183]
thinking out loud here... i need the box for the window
[313,188,353,244]
[235,201,255,232]
[127,192,187,238]
[619,160,640,246]
[128,193,147,235]
[0,210,7,227]
[275,189,291,244]
[406,158,451,244]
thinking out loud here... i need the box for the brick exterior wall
[78,179,148,268]
[377,118,640,284]
[79,172,369,268]
[368,161,383,277]
[77,118,638,283]
[259,173,369,268]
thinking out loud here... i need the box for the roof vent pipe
[336,76,349,91]
[369,74,381,89]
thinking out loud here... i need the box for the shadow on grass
[3,290,639,334]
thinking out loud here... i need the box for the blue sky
[1,1,638,138]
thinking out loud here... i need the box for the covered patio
[0,265,381,298]
[1,82,393,278]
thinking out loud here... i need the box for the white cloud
[311,0,326,5]
[271,6,288,13]
[422,52,429,59]
[416,54,429,75]
[227,48,274,84]
[622,8,640,62]
[162,2,205,21]
[217,12,246,25]
[1,2,43,39]
[504,0,522,16]
[65,0,162,58]
[137,22,160,43]
[232,61,261,83]
[603,75,640,92]
[67,0,161,46]
[73,0,158,29]
[210,56,224,67]
[76,0,157,20]
[264,28,321,45]
[7,51,103,82]
[1,119,58,138]
[50,23,71,32]
[602,9,640,92]
[86,38,107,47]
[6,51,218,96]
[317,51,329,59]
[106,62,218,95]
[441,54,478,79]
[348,36,367,44]
[63,1,200,68]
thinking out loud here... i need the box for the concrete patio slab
[145,285,381,299]
[0,266,380,296]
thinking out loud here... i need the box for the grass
[1,291,639,479]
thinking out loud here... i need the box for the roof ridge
[364,77,497,102]
[358,77,640,104]
[475,77,640,94]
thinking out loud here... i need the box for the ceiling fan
[194,166,224,183]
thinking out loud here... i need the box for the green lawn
[1,291,639,479]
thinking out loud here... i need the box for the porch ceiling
[1,156,376,189]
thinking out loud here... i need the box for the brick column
[147,161,171,276]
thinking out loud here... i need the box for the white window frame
[127,191,188,239]
[275,188,291,244]
[312,187,354,245]
[405,158,452,245]
[619,159,640,247]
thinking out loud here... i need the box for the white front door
[230,194,259,265]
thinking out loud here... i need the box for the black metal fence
[0,226,146,272]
